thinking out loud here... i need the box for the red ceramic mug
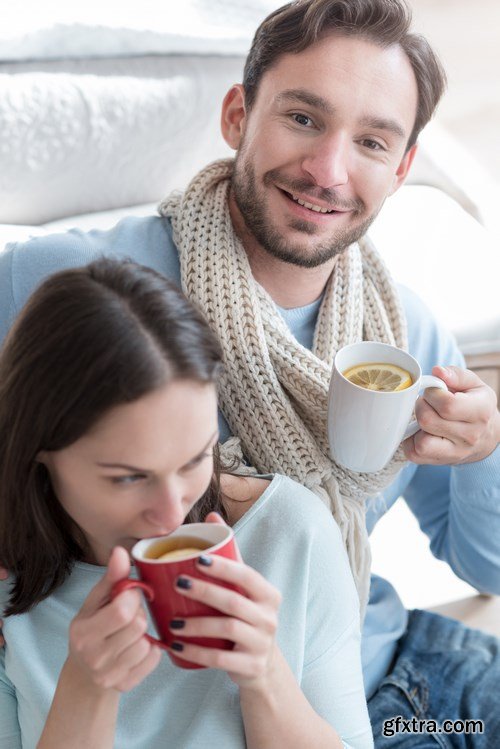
[111,523,241,669]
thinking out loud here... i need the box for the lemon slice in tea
[343,362,412,392]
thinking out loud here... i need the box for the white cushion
[43,204,158,233]
[370,186,500,355]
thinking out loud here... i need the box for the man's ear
[221,84,247,150]
[389,142,418,195]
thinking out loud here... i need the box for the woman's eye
[292,113,313,128]
[111,474,145,485]
[182,452,211,472]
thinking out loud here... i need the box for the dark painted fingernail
[170,619,185,630]
[197,554,213,566]
[171,641,184,652]
[176,577,192,590]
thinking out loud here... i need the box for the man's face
[228,34,418,268]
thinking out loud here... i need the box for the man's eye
[292,113,314,128]
[361,139,385,151]
[111,474,145,485]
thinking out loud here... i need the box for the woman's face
[39,380,219,566]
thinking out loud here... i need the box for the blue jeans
[368,609,500,747]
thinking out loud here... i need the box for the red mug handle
[111,578,170,650]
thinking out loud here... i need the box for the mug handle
[111,578,170,650]
[402,375,449,440]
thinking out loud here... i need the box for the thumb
[81,546,131,614]
[205,511,227,526]
[432,365,481,394]
[205,512,243,562]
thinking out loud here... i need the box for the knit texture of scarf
[159,158,408,620]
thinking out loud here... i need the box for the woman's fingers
[194,554,281,606]
[115,643,162,693]
[204,513,244,562]
[168,639,275,680]
[71,588,143,647]
[169,554,282,687]
[92,632,158,690]
[169,615,263,649]
[175,574,273,628]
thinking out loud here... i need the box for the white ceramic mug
[328,341,448,473]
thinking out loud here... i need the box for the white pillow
[0,58,240,224]
[0,1,283,60]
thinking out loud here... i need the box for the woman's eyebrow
[96,430,220,472]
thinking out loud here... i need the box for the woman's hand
[68,547,161,693]
[167,512,282,690]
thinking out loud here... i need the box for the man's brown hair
[243,0,447,149]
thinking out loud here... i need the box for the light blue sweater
[1,216,500,705]
[0,475,372,749]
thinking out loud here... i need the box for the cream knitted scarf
[159,158,408,619]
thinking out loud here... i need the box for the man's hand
[403,365,500,465]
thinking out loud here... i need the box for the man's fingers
[403,432,453,464]
[415,396,469,435]
[432,365,483,394]
[419,384,495,427]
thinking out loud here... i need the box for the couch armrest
[428,594,500,637]
[465,352,500,402]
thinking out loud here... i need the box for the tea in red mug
[112,523,241,669]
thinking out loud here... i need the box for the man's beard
[232,154,379,269]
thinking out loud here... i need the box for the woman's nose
[143,481,185,532]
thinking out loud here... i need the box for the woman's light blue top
[0,475,373,749]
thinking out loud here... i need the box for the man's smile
[277,186,353,223]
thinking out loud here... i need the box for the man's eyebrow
[275,88,336,116]
[359,116,406,141]
[96,430,219,472]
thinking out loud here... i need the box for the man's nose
[301,131,350,189]
[143,481,185,531]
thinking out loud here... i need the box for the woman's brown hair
[0,258,224,615]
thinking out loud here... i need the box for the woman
[0,258,372,748]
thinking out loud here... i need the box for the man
[1,0,499,745]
